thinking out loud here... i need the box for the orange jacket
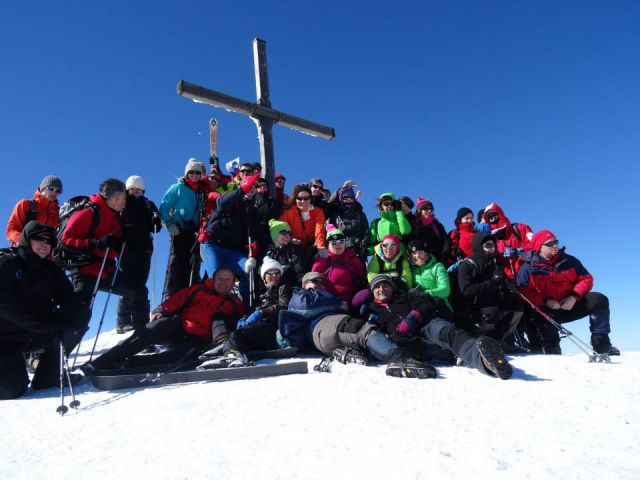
[6,189,60,245]
[279,206,326,250]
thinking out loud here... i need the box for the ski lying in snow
[248,346,298,361]
[89,361,308,391]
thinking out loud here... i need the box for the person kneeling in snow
[0,222,86,399]
[278,272,436,378]
[81,267,245,372]
[366,274,514,380]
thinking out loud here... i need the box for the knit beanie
[416,197,434,212]
[184,158,204,176]
[325,224,345,240]
[369,274,394,291]
[455,207,473,224]
[268,219,291,243]
[381,234,400,247]
[39,175,63,193]
[379,192,396,201]
[532,230,556,252]
[338,187,356,202]
[407,239,427,253]
[125,175,145,190]
[260,257,284,279]
[399,196,414,209]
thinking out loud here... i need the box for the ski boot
[199,349,249,369]
[385,357,437,379]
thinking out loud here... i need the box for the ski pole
[506,282,604,361]
[87,242,127,362]
[56,339,68,416]
[62,340,80,409]
[70,248,110,368]
[151,231,157,307]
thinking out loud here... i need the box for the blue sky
[2,1,638,352]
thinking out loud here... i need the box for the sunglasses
[296,196,311,201]
[329,238,346,245]
[278,230,291,236]
[482,241,496,248]
[311,184,323,189]
[265,270,281,277]
[187,170,202,176]
[381,243,396,249]
[342,196,355,201]
[543,240,559,248]
[381,201,394,207]
[257,184,268,189]
[239,169,253,174]
[275,178,285,182]
[45,186,62,193]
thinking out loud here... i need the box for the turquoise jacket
[159,179,203,227]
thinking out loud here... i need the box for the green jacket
[368,210,412,255]
[411,256,452,310]
[367,243,413,290]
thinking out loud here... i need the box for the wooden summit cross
[177,38,335,191]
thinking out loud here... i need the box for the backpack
[446,258,477,311]
[24,200,37,224]
[52,196,101,269]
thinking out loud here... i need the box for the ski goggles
[543,239,559,248]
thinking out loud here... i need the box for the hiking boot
[477,336,513,380]
[116,324,134,335]
[591,333,618,355]
[332,346,368,366]
[386,358,437,379]
[31,373,84,390]
[199,349,249,369]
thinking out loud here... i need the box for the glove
[167,223,180,236]
[342,179,354,189]
[545,299,561,310]
[560,295,577,311]
[90,235,119,249]
[152,213,162,233]
[393,199,403,211]
[236,316,248,329]
[316,247,329,259]
[395,310,424,335]
[242,310,264,328]
[244,257,257,273]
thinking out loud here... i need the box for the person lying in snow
[278,271,437,378]
[80,266,245,373]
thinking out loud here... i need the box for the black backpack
[52,196,101,269]
[447,258,477,311]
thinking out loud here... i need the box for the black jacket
[0,222,80,343]
[122,194,161,251]
[457,232,503,307]
[264,242,308,287]
[326,202,369,257]
[410,217,450,262]
[255,283,293,324]
[367,289,437,336]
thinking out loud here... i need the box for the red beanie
[416,197,434,211]
[381,234,400,246]
[532,230,556,252]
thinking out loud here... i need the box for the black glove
[393,199,403,211]
[90,235,119,250]
[492,270,506,285]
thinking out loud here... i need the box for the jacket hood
[483,202,510,228]
[471,231,495,259]
[19,221,57,249]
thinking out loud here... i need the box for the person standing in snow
[116,175,162,334]
[159,158,207,299]
[6,175,63,247]
[517,230,620,356]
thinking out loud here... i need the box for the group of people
[0,162,618,399]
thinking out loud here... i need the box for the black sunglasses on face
[296,196,311,201]
[240,169,253,174]
[382,201,394,207]
[543,240,559,248]
[187,170,202,176]
[46,186,62,193]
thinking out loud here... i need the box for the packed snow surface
[2,330,638,480]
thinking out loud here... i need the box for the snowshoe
[332,346,369,366]
[477,336,512,380]
[385,358,437,379]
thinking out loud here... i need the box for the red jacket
[312,249,366,304]
[61,194,122,279]
[6,190,60,245]
[516,250,593,307]
[158,278,246,339]
[449,222,475,259]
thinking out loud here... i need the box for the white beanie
[184,158,205,176]
[260,257,284,279]
[125,175,145,190]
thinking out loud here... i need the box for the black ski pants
[224,322,278,354]
[90,314,207,370]
[116,250,151,329]
[162,227,200,301]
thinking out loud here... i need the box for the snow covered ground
[2,330,639,480]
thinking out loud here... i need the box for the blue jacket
[159,180,202,227]
[279,288,343,348]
